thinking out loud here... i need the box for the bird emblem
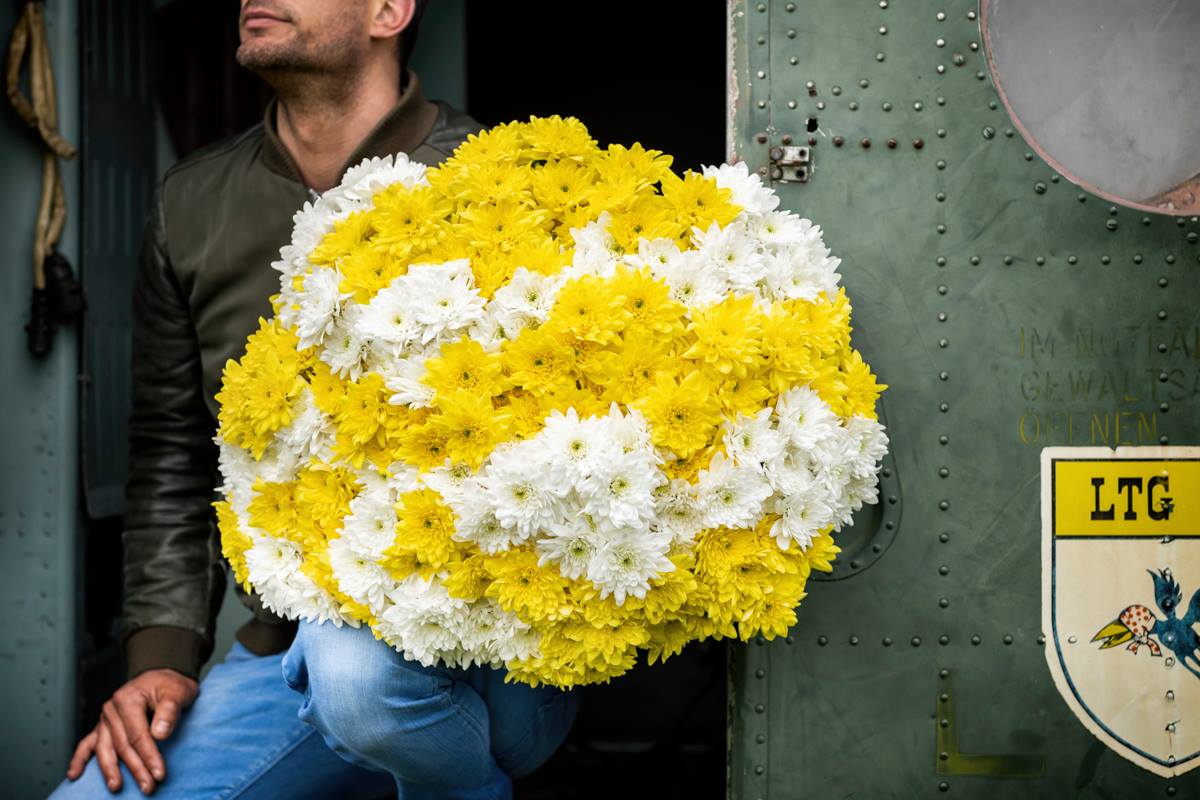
[1091,568,1200,679]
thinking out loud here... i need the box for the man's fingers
[66,729,98,779]
[95,720,123,793]
[149,699,180,741]
[103,702,156,794]
[115,693,166,781]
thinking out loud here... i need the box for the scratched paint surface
[725,0,1200,797]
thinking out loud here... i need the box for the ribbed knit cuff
[124,626,205,680]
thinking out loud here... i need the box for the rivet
[789,56,799,66]
[1024,152,1034,161]
[756,733,767,743]
[1003,634,1014,645]
[851,560,861,569]
[936,257,947,267]
[1068,635,1078,644]
[937,223,946,233]
[976,70,985,79]
[757,35,767,45]
[938,339,948,349]
[967,10,977,19]
[1067,255,1078,265]
[936,192,946,202]
[787,100,798,109]
[936,96,946,105]
[914,137,925,149]
[833,136,845,147]
[781,134,794,144]
[860,137,871,148]
[939,565,950,576]
[1158,343,1168,354]
[1106,219,1119,231]
[786,1,796,10]
[937,128,946,137]
[937,65,946,74]
[970,255,980,265]
[1187,232,1199,244]
[938,499,950,509]
[937,286,947,296]
[939,782,950,792]
[882,101,893,111]
[756,132,768,143]
[937,311,947,322]
[756,70,766,79]
[1101,255,1111,265]
[939,635,950,645]
[849,101,859,110]
[1034,182,1047,194]
[879,25,888,34]
[879,0,888,6]
[939,751,949,761]
[755,765,765,775]
[1037,634,1046,644]
[912,636,922,647]
[887,138,897,149]
[936,159,946,169]
[1167,690,1176,701]
[939,719,949,728]
[936,38,945,47]
[939,597,949,607]
[1048,174,1057,183]
[914,101,923,111]
[755,703,765,713]
[1159,372,1169,383]
[883,636,893,646]
[876,52,886,62]
[971,635,981,645]
[831,85,842,96]
[849,635,860,645]
[755,668,765,678]
[1003,255,1013,265]
[1158,310,1168,320]
[1077,193,1087,203]
[982,126,995,139]
[1161,435,1170,445]
[1161,402,1169,412]
[939,466,949,475]
[936,11,946,20]
[1159,277,1168,287]
[988,100,998,110]
[1004,128,1014,137]
[756,2,766,11]
[953,53,965,66]
[970,42,979,51]
[939,668,950,678]
[1134,253,1144,263]
[1035,256,1045,265]
[817,635,829,646]
[804,80,815,92]
[859,78,870,88]
[939,435,949,445]
[786,29,797,39]
[757,100,767,109]
[757,166,768,177]
[1167,787,1177,797]
[1166,254,1176,264]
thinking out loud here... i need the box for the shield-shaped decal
[1042,446,1200,777]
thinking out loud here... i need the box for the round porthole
[982,0,1200,215]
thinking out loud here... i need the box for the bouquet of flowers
[213,116,887,688]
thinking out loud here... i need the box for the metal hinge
[768,144,811,183]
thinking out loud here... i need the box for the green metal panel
[0,2,81,797]
[726,1,1200,797]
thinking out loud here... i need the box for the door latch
[768,145,810,183]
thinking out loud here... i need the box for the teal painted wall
[0,2,81,797]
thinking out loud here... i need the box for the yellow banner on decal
[1053,458,1199,537]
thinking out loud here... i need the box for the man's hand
[66,669,199,795]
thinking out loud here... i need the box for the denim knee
[286,621,497,788]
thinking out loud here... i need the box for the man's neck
[274,60,403,192]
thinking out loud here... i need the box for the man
[53,2,578,797]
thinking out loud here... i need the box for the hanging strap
[6,1,77,289]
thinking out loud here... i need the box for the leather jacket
[121,68,484,679]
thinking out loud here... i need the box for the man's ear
[370,0,414,41]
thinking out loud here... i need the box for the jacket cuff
[125,626,206,680]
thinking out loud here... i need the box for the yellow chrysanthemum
[520,115,599,163]
[426,390,509,468]
[422,337,505,400]
[215,317,308,459]
[682,294,765,378]
[215,499,253,591]
[659,169,741,234]
[636,372,723,457]
[484,549,572,623]
[389,488,458,569]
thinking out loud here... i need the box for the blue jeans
[281,620,581,800]
[48,640,394,799]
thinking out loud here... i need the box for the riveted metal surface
[727,1,1200,797]
[0,2,81,797]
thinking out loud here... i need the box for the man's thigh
[49,642,394,800]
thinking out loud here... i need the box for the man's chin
[235,41,302,72]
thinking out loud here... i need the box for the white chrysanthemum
[404,260,487,344]
[481,451,567,540]
[650,247,727,308]
[489,267,561,332]
[339,153,428,202]
[695,452,773,529]
[277,388,336,465]
[535,516,604,580]
[539,408,621,490]
[341,486,399,559]
[654,479,705,546]
[295,267,351,350]
[379,575,468,666]
[420,462,476,506]
[448,486,522,554]
[383,352,435,408]
[840,473,881,524]
[844,416,889,478]
[769,471,837,550]
[354,279,420,354]
[456,600,509,667]
[320,304,372,379]
[579,448,664,529]
[774,385,841,451]
[586,530,675,605]
[723,407,787,468]
[633,237,682,272]
[603,405,656,455]
[691,220,765,294]
[567,211,620,276]
[329,536,392,614]
[750,209,810,248]
[214,434,258,506]
[702,160,780,216]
